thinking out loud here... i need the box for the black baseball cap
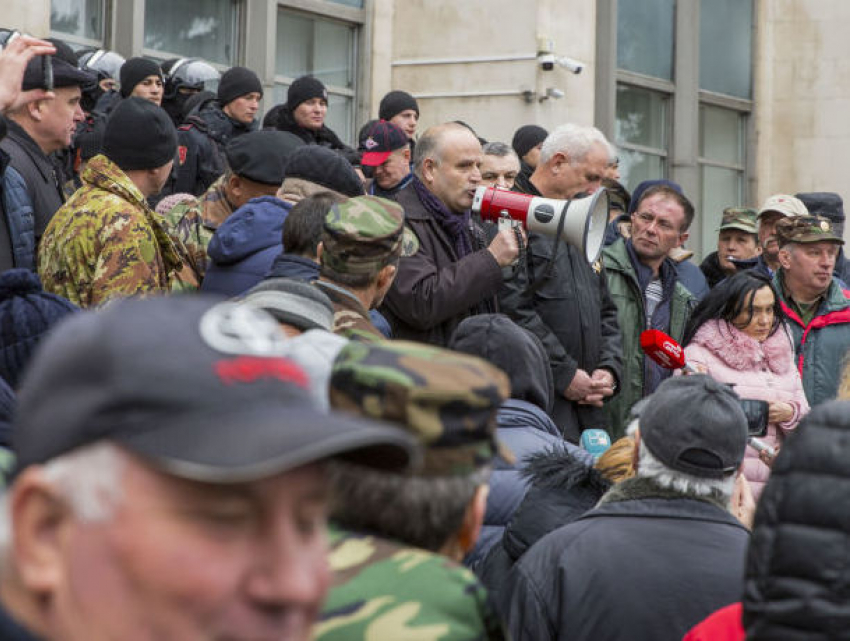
[225,130,305,185]
[12,296,417,482]
[359,120,409,167]
[638,375,748,479]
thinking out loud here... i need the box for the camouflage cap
[776,215,844,247]
[322,195,419,276]
[718,207,758,234]
[329,340,512,477]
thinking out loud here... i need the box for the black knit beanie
[218,66,263,106]
[512,124,549,159]
[102,97,177,171]
[379,90,419,121]
[287,76,328,110]
[119,58,163,98]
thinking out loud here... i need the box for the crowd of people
[2,31,850,641]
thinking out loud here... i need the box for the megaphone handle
[528,201,572,294]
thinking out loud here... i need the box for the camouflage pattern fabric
[160,175,235,284]
[38,154,185,308]
[314,280,385,339]
[322,195,419,276]
[330,340,511,476]
[718,207,758,234]
[314,526,507,641]
[776,214,844,246]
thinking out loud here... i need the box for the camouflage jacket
[160,175,234,284]
[38,154,185,308]
[313,280,385,340]
[314,526,507,641]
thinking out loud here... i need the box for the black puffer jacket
[276,106,359,165]
[699,251,728,289]
[477,445,608,608]
[743,400,850,640]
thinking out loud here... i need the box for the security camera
[556,56,584,75]
[538,53,555,71]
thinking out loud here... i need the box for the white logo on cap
[365,136,378,150]
[199,302,289,356]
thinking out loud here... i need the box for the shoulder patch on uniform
[178,146,188,165]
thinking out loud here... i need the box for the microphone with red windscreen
[639,329,776,458]
[640,329,698,374]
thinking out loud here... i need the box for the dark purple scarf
[412,176,473,257]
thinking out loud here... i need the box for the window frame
[596,0,757,259]
[49,0,110,49]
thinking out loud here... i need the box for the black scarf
[412,176,472,257]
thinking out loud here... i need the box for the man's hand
[565,369,596,402]
[487,227,523,267]
[0,35,56,115]
[731,473,756,530]
[580,369,615,407]
[768,401,794,424]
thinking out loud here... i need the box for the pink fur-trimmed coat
[684,319,809,500]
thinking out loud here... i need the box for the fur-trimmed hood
[689,318,793,374]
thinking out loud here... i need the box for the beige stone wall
[755,0,850,236]
[6,2,50,37]
[370,0,598,144]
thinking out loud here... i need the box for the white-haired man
[499,123,622,442]
[0,297,414,641]
[499,375,751,641]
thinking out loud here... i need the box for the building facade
[7,0,849,257]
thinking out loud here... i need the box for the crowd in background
[2,32,850,641]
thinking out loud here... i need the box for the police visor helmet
[162,58,220,99]
[78,48,126,82]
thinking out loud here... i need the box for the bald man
[381,123,520,345]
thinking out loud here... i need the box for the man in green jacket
[603,183,696,436]
[773,215,850,406]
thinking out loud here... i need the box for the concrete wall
[369,0,598,144]
[6,2,50,37]
[755,0,850,234]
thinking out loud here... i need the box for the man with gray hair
[480,141,520,190]
[499,375,751,641]
[499,122,622,442]
[0,296,414,640]
[382,122,521,346]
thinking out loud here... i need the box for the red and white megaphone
[471,186,609,263]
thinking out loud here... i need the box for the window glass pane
[327,0,364,6]
[616,0,674,80]
[144,0,238,65]
[700,165,744,255]
[700,0,753,98]
[619,151,665,193]
[699,105,745,166]
[51,0,104,42]
[616,85,668,150]
[273,84,353,145]
[276,10,356,90]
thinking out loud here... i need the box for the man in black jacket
[499,123,621,442]
[173,66,262,196]
[381,122,520,346]
[1,49,92,240]
[500,375,750,641]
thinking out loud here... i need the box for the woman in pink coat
[682,271,809,499]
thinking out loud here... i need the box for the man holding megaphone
[494,123,623,443]
[381,122,524,346]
